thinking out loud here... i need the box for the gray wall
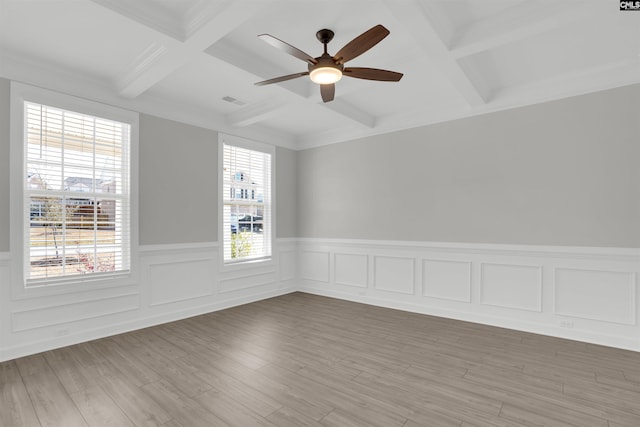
[139,116,298,244]
[276,146,297,238]
[1,77,638,249]
[0,78,9,251]
[139,114,219,245]
[297,84,640,248]
[0,83,299,249]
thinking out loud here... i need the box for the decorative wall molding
[1,286,294,364]
[1,240,297,362]
[148,258,215,306]
[334,253,368,288]
[11,293,141,332]
[373,256,415,295]
[2,239,640,362]
[300,250,330,283]
[139,241,219,254]
[422,259,472,303]
[279,250,296,282]
[296,238,640,262]
[298,238,640,352]
[554,268,637,326]
[480,263,543,312]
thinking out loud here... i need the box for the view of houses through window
[222,142,271,262]
[24,101,131,283]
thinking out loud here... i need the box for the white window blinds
[222,143,271,263]
[24,101,131,284]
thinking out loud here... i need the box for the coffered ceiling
[1,0,638,149]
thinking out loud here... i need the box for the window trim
[10,82,139,298]
[218,133,275,271]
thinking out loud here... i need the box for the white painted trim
[117,233,294,256]
[298,237,640,261]
[298,237,640,352]
[421,258,472,303]
[373,255,415,295]
[479,262,543,312]
[299,286,640,352]
[275,237,298,245]
[218,134,276,272]
[139,241,218,254]
[11,292,141,332]
[552,268,638,326]
[2,236,639,362]
[9,82,140,300]
[1,287,296,363]
[334,252,369,288]
[0,252,10,264]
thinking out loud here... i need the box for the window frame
[10,82,139,298]
[218,133,275,271]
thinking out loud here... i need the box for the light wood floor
[2,292,640,427]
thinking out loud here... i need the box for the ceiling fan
[255,25,403,103]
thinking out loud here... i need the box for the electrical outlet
[560,320,574,328]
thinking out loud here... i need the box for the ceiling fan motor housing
[316,29,335,44]
[309,53,344,74]
[256,25,401,100]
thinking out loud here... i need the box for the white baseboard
[1,286,296,362]
[2,238,639,362]
[298,238,640,352]
[299,285,639,351]
[0,241,298,362]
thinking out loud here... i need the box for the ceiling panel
[1,0,637,148]
[466,13,640,93]
[0,1,160,81]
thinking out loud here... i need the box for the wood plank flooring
[2,292,640,426]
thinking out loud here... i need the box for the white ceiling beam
[493,58,640,106]
[226,98,290,127]
[382,0,488,106]
[209,38,376,128]
[322,98,375,128]
[205,38,311,99]
[90,0,184,40]
[98,1,271,98]
[450,1,601,59]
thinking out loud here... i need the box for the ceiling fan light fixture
[309,66,342,84]
[255,25,402,102]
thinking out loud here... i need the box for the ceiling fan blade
[320,84,335,102]
[255,72,309,86]
[343,67,403,82]
[334,25,390,64]
[258,34,317,65]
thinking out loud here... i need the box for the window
[12,83,137,287]
[221,135,273,264]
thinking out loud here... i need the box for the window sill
[220,256,275,276]
[13,270,137,300]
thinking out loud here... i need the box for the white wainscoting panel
[423,259,471,303]
[298,238,640,352]
[11,293,140,332]
[374,256,415,295]
[1,240,296,362]
[3,239,640,361]
[480,263,542,312]
[219,271,278,293]
[554,268,637,325]
[280,250,296,282]
[0,253,13,362]
[335,253,368,288]
[149,258,214,306]
[300,250,330,282]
